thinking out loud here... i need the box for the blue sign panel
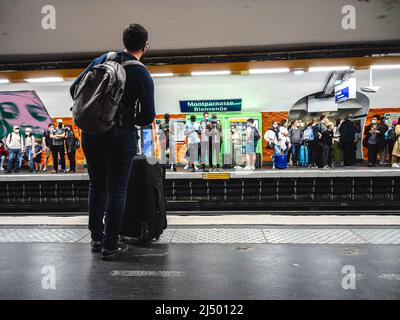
[335,85,349,103]
[179,99,242,113]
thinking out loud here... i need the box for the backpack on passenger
[120,155,167,244]
[298,144,309,166]
[274,154,288,169]
[303,126,314,142]
[71,52,146,135]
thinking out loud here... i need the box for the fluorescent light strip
[371,64,400,70]
[24,77,64,83]
[0,79,10,84]
[309,66,350,72]
[293,70,305,75]
[191,71,231,76]
[249,68,290,74]
[151,73,174,78]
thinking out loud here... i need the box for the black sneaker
[90,241,103,253]
[101,243,129,261]
[5,170,11,174]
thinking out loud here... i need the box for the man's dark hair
[123,24,148,51]
[203,112,209,117]
[48,123,54,128]
[320,114,326,121]
[164,113,170,120]
[247,118,255,124]
[190,115,196,122]
[372,114,381,120]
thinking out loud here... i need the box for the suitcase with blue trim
[299,145,309,166]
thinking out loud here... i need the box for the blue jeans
[291,143,300,165]
[273,144,282,157]
[0,155,5,168]
[25,147,35,171]
[8,149,21,171]
[82,126,137,249]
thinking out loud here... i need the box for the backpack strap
[121,59,146,68]
[106,51,118,61]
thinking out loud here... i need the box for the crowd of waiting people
[264,114,400,169]
[1,112,399,174]
[158,112,400,171]
[158,112,261,172]
[0,119,79,174]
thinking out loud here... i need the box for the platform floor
[0,224,399,299]
[1,165,400,181]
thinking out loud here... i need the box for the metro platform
[1,166,400,213]
[0,215,399,300]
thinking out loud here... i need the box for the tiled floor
[1,227,400,244]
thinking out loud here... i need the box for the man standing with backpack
[70,24,155,260]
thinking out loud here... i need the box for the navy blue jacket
[70,51,155,127]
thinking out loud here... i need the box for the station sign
[180,99,242,113]
[335,78,356,103]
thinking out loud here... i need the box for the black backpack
[387,128,397,142]
[71,52,146,135]
[253,127,261,142]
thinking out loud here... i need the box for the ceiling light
[293,69,305,75]
[24,77,64,83]
[308,66,351,72]
[370,64,400,70]
[249,68,290,74]
[151,73,174,78]
[0,79,10,84]
[191,71,231,76]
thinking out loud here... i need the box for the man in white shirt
[184,115,201,172]
[5,125,24,173]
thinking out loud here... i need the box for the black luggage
[255,153,262,169]
[120,155,167,243]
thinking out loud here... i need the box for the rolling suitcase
[120,155,167,243]
[274,154,288,169]
[299,145,309,166]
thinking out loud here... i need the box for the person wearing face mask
[387,120,398,165]
[339,113,356,166]
[0,140,8,172]
[209,114,223,171]
[200,112,212,172]
[379,116,389,165]
[364,116,382,167]
[264,121,281,169]
[23,128,36,173]
[65,124,77,173]
[230,125,242,169]
[42,123,54,172]
[314,115,329,168]
[391,118,400,168]
[184,115,201,172]
[50,119,67,173]
[5,125,24,173]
